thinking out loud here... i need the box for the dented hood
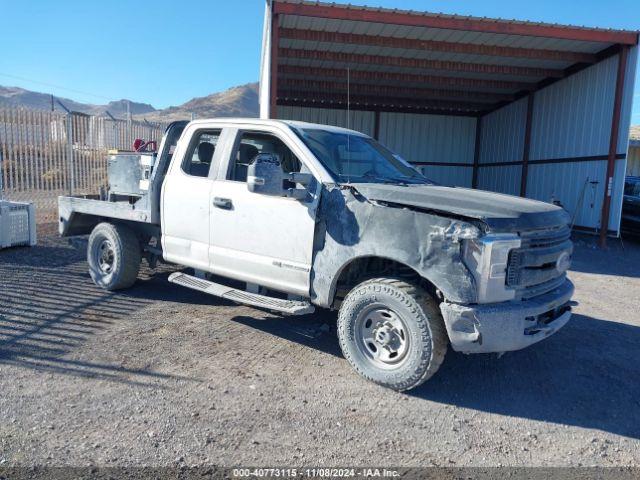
[352,183,570,232]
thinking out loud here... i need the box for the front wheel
[337,278,448,391]
[88,222,141,291]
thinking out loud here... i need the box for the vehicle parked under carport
[622,176,640,236]
[58,118,576,391]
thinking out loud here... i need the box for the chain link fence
[0,107,167,223]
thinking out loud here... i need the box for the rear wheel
[88,222,141,291]
[337,278,448,391]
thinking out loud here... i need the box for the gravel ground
[1,229,639,468]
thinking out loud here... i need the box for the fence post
[0,109,5,200]
[66,112,74,195]
[0,144,4,201]
[126,101,132,148]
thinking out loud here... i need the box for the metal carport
[259,0,639,246]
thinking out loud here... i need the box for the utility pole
[50,94,54,112]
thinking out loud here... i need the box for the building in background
[629,126,640,176]
[260,0,639,246]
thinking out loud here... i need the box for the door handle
[213,197,233,210]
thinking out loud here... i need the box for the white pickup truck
[59,118,575,391]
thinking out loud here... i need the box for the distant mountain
[0,82,259,122]
[101,99,156,117]
[138,83,259,122]
[0,86,155,117]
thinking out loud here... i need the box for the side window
[625,181,634,196]
[228,131,302,182]
[182,130,222,178]
[625,180,640,197]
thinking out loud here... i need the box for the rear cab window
[182,130,222,178]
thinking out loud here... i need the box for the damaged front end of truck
[310,182,576,355]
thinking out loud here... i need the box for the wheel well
[62,212,104,237]
[331,256,438,308]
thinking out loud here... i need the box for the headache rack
[507,225,573,300]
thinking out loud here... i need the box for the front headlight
[463,234,521,304]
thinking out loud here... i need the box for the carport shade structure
[259,0,640,246]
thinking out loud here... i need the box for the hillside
[138,83,259,122]
[0,86,155,117]
[0,82,259,121]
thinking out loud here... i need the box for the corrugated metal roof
[279,15,611,54]
[272,0,639,116]
[279,38,575,69]
[276,0,639,39]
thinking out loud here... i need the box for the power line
[0,72,115,102]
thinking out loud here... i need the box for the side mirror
[247,153,285,196]
[247,153,313,200]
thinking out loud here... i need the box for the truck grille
[507,226,573,300]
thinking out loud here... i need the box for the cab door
[208,127,319,296]
[161,127,225,270]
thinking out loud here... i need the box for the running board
[168,272,315,315]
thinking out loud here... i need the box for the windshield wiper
[360,173,412,186]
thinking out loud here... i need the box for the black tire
[87,222,141,291]
[337,278,448,391]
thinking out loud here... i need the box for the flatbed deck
[58,195,155,237]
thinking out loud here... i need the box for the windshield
[293,127,433,185]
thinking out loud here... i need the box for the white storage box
[0,201,37,249]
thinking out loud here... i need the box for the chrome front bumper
[440,279,575,354]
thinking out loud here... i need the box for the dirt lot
[1,229,639,468]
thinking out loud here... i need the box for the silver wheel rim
[355,305,410,369]
[97,239,115,274]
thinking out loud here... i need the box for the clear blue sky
[1,0,639,122]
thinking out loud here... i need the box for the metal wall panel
[526,50,637,232]
[278,105,376,137]
[418,165,473,187]
[529,55,617,161]
[378,112,476,187]
[527,161,607,229]
[478,97,527,165]
[477,165,522,196]
[477,98,526,195]
[474,50,638,233]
